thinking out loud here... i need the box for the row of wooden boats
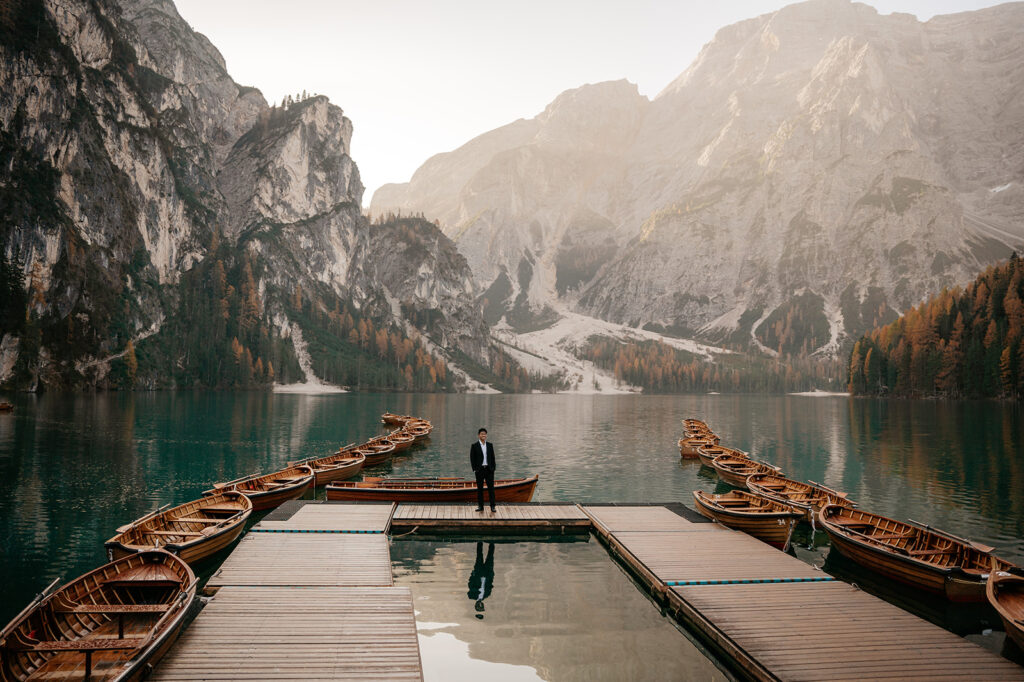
[684,417,1024,647]
[0,414,437,681]
[678,418,719,458]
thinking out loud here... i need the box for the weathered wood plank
[207,534,392,589]
[669,582,1024,681]
[152,586,422,681]
[582,505,720,533]
[254,502,394,532]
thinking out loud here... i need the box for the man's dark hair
[478,427,487,435]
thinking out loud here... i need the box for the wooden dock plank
[611,530,824,584]
[668,580,1024,681]
[390,503,591,533]
[392,503,588,521]
[152,586,422,681]
[254,503,394,532]
[582,505,721,534]
[207,534,392,589]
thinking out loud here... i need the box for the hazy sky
[173,0,1002,204]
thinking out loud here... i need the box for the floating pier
[151,501,1023,681]
[152,502,422,681]
[583,504,1024,681]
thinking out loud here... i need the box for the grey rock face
[372,0,1024,352]
[0,0,487,387]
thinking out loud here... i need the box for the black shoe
[475,507,484,512]
[490,507,497,512]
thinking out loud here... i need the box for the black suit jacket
[470,440,496,472]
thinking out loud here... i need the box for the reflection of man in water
[467,542,495,619]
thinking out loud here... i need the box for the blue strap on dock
[250,529,384,534]
[666,576,835,586]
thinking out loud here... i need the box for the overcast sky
[173,0,1002,204]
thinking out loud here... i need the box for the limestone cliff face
[372,0,1024,353]
[0,0,487,389]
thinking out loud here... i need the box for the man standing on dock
[471,427,497,512]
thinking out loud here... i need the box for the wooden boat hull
[358,445,395,468]
[105,492,252,566]
[388,434,415,451]
[679,437,714,459]
[238,478,312,512]
[0,550,195,682]
[205,466,314,512]
[987,571,1024,650]
[746,474,854,523]
[710,455,781,488]
[327,476,538,503]
[310,455,365,486]
[692,491,801,550]
[696,445,747,468]
[819,505,1010,602]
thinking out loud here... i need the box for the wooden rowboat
[679,436,716,459]
[746,474,854,522]
[304,450,366,486]
[204,465,313,512]
[326,475,539,503]
[387,430,416,451]
[0,550,195,681]
[696,444,747,468]
[819,505,1015,602]
[105,492,251,564]
[356,440,396,467]
[987,570,1024,650]
[710,454,782,488]
[0,402,13,413]
[693,490,803,551]
[380,412,410,426]
[404,422,432,441]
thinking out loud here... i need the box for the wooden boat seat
[201,506,244,514]
[145,530,204,536]
[55,603,170,614]
[102,579,181,590]
[7,636,148,678]
[7,637,146,652]
[832,519,873,528]
[174,516,227,523]
[908,548,958,556]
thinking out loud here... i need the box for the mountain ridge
[371,0,1024,358]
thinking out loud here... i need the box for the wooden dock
[583,505,1024,681]
[391,502,590,534]
[154,501,422,681]
[151,500,1022,680]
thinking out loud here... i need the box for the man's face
[479,432,487,443]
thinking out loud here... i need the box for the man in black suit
[470,427,496,512]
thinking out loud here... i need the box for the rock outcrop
[0,0,488,389]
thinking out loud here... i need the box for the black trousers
[475,467,495,509]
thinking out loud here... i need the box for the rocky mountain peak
[372,0,1024,356]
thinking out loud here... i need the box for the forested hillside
[848,254,1024,398]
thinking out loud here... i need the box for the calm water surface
[392,538,728,681]
[1,392,1022,640]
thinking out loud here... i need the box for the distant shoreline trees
[848,253,1023,399]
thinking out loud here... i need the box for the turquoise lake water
[0,391,1021,662]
